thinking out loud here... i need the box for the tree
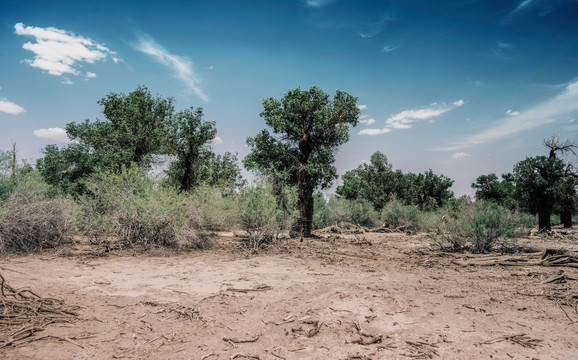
[66,85,174,169]
[337,151,454,211]
[471,173,515,208]
[244,86,360,237]
[164,107,217,192]
[513,156,566,230]
[337,152,404,210]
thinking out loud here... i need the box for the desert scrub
[379,197,421,230]
[431,201,531,253]
[238,182,294,250]
[187,184,239,231]
[0,173,76,252]
[79,167,211,249]
[314,196,379,228]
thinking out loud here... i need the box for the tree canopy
[244,86,359,237]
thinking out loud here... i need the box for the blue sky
[1,0,577,196]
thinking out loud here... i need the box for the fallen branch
[480,334,542,349]
[226,285,272,293]
[223,335,260,343]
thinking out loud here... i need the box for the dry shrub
[187,185,239,231]
[430,201,532,253]
[0,174,75,253]
[78,167,212,250]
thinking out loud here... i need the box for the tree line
[2,86,577,236]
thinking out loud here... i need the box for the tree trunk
[297,168,314,238]
[561,211,572,228]
[538,207,552,231]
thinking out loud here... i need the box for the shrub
[431,201,531,253]
[380,197,421,230]
[238,182,294,250]
[187,184,239,231]
[79,167,211,249]
[0,173,76,252]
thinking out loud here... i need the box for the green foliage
[245,86,360,236]
[78,166,210,249]
[187,184,240,231]
[512,155,567,229]
[431,201,532,253]
[471,173,515,207]
[0,173,76,253]
[337,151,454,211]
[312,196,379,229]
[379,197,421,230]
[238,182,295,250]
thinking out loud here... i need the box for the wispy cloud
[0,99,26,115]
[441,80,578,150]
[33,127,70,143]
[359,100,465,136]
[497,42,512,49]
[133,34,208,102]
[304,0,336,8]
[14,23,117,78]
[382,45,399,53]
[357,104,367,110]
[506,109,519,116]
[359,16,392,38]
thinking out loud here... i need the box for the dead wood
[230,354,260,359]
[225,285,272,293]
[0,272,80,348]
[480,334,542,349]
[403,340,439,359]
[223,335,260,343]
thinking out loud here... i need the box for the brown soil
[1,228,577,359]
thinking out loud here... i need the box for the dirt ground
[1,228,577,360]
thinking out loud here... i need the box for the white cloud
[61,77,73,85]
[33,127,70,143]
[357,127,391,135]
[134,35,208,102]
[305,0,336,8]
[0,99,26,115]
[497,42,512,49]
[207,65,214,70]
[451,152,471,160]
[85,72,96,78]
[385,101,463,129]
[358,100,464,136]
[442,80,578,150]
[506,109,519,116]
[360,118,376,125]
[211,136,223,145]
[14,23,116,78]
[357,104,367,110]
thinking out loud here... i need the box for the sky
[1,0,577,196]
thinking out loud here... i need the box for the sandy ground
[1,229,577,360]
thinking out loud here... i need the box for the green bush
[379,197,421,230]
[187,184,239,231]
[313,196,379,229]
[79,167,211,249]
[431,201,531,253]
[238,182,294,250]
[0,173,76,252]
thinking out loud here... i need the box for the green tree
[164,107,217,192]
[66,85,174,169]
[336,152,404,210]
[244,86,360,237]
[513,134,577,230]
[471,173,515,207]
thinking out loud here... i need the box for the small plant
[238,182,293,251]
[431,201,531,253]
[380,197,421,230]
